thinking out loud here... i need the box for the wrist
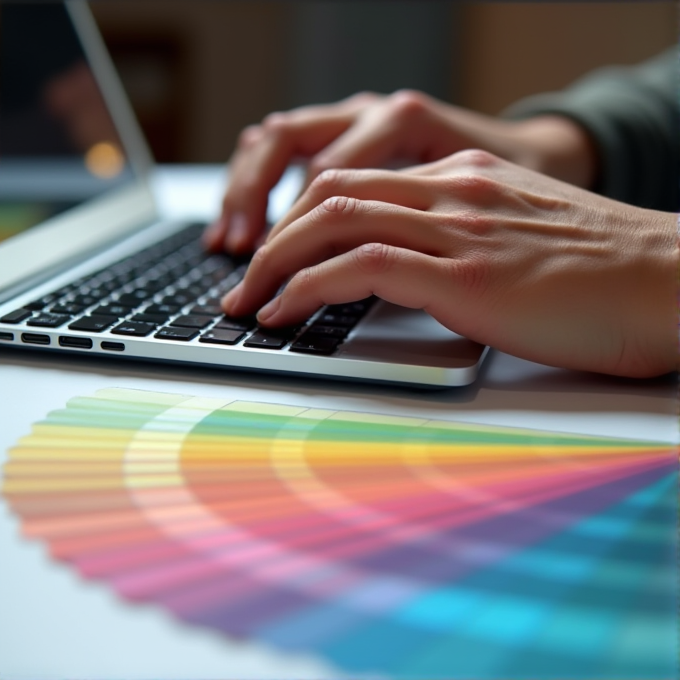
[626,210,678,377]
[510,115,600,190]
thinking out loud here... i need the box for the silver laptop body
[0,0,488,387]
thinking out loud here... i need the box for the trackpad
[339,302,486,369]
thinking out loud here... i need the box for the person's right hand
[204,90,599,254]
[222,151,677,378]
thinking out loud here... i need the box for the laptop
[0,0,488,388]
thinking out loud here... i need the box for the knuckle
[442,172,503,202]
[262,111,289,133]
[387,89,429,122]
[319,195,358,216]
[348,90,380,106]
[308,168,350,196]
[441,210,495,236]
[237,124,262,149]
[353,242,393,275]
[451,148,498,169]
[443,253,491,295]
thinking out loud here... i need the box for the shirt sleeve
[503,48,679,212]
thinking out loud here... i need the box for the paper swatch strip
[2,388,677,678]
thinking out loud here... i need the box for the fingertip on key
[221,282,243,314]
[256,295,281,324]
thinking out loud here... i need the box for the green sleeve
[503,48,679,212]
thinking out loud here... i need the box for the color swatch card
[2,388,677,679]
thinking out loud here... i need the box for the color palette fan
[2,388,677,679]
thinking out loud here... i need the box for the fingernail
[221,282,242,312]
[226,212,248,252]
[257,295,281,324]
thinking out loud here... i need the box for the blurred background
[90,1,678,164]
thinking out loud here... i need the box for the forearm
[504,49,680,212]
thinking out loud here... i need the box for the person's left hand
[222,150,677,378]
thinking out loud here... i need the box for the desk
[0,166,676,679]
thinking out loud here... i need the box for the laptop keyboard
[0,222,375,356]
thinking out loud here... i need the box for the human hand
[204,90,598,254]
[222,150,677,378]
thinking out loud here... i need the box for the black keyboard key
[130,313,169,325]
[111,321,156,337]
[24,294,60,311]
[83,287,111,299]
[199,329,246,345]
[144,304,180,315]
[26,313,70,328]
[139,282,168,294]
[50,303,86,316]
[117,291,152,306]
[243,327,298,350]
[188,283,211,295]
[91,304,133,317]
[207,266,235,282]
[214,315,257,332]
[325,299,375,315]
[170,314,213,329]
[167,264,192,279]
[0,308,32,324]
[188,304,223,316]
[316,312,360,328]
[154,327,199,341]
[110,273,134,287]
[290,335,342,355]
[161,293,193,306]
[50,285,78,298]
[213,268,247,295]
[71,294,100,307]
[92,279,120,293]
[140,280,170,294]
[243,332,288,350]
[67,276,91,289]
[305,324,347,339]
[260,325,300,338]
[68,315,116,332]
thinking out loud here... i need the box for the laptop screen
[0,2,136,243]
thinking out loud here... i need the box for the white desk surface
[0,166,676,679]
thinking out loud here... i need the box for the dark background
[90,1,678,163]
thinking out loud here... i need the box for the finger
[267,168,436,242]
[254,243,450,329]
[216,95,380,253]
[300,92,436,189]
[202,216,226,251]
[223,197,446,316]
